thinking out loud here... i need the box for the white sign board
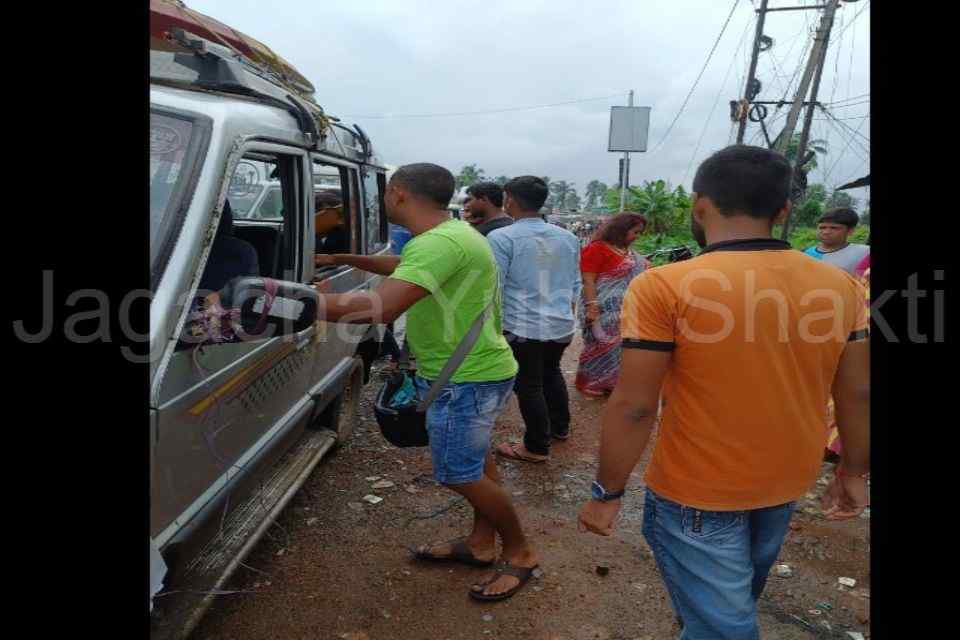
[608,106,651,152]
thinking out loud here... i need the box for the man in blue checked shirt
[488,176,582,463]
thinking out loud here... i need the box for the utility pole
[619,90,634,213]
[774,0,840,155]
[779,0,841,239]
[736,0,769,144]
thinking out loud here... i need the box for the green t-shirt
[391,219,518,383]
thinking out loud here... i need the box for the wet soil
[193,335,870,640]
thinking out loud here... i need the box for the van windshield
[150,110,205,284]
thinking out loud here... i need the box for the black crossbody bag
[373,300,494,447]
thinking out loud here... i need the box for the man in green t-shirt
[314,163,539,602]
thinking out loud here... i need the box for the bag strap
[416,298,494,412]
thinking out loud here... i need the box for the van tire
[310,359,362,445]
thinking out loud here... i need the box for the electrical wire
[822,107,870,146]
[834,0,870,41]
[683,7,754,184]
[822,115,869,185]
[828,9,845,104]
[826,92,869,105]
[827,99,870,109]
[649,0,741,154]
[340,92,627,120]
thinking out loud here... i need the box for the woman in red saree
[575,213,650,397]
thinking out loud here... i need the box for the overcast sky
[186,0,869,202]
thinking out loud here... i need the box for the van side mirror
[223,277,318,340]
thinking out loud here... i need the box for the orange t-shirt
[620,238,868,510]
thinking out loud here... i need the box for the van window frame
[150,105,212,290]
[360,165,388,255]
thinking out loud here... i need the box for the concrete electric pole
[619,90,634,213]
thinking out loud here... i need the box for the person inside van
[314,189,349,258]
[198,200,260,295]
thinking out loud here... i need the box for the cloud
[180,0,870,197]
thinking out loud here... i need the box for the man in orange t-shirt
[577,145,870,639]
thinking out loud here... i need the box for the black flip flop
[468,562,541,602]
[410,538,494,568]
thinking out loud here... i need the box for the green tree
[784,134,828,170]
[826,190,858,211]
[493,175,510,186]
[549,180,574,211]
[792,183,827,228]
[584,180,608,211]
[564,190,581,211]
[455,164,486,190]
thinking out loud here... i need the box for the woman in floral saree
[575,213,650,397]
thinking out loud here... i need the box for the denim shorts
[413,376,515,485]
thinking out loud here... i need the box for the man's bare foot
[495,442,548,463]
[470,547,540,598]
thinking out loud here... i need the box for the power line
[822,112,870,157]
[822,115,869,184]
[340,92,627,119]
[828,9,845,104]
[826,92,869,105]
[822,107,871,147]
[844,7,857,103]
[649,0,741,153]
[828,99,870,109]
[683,7,754,184]
[834,0,870,41]
[813,114,870,121]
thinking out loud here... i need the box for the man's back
[390,219,517,383]
[622,240,868,510]
[487,218,582,340]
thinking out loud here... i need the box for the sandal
[469,561,542,602]
[410,538,494,568]
[495,442,548,463]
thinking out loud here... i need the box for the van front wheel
[310,358,362,445]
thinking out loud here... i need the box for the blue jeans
[413,376,515,485]
[641,487,796,640]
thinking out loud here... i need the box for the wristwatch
[591,480,625,502]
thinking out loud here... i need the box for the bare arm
[582,271,598,304]
[317,277,429,325]
[595,349,671,491]
[582,271,600,323]
[316,253,401,276]
[579,348,671,536]
[832,339,870,475]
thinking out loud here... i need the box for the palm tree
[455,164,486,190]
[584,180,608,211]
[784,134,828,170]
[549,180,574,211]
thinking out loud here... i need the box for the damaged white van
[150,27,389,639]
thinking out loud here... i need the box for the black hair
[503,175,549,212]
[466,181,504,208]
[314,189,342,209]
[692,145,792,220]
[818,207,859,229]
[390,163,455,207]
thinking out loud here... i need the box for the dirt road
[194,336,870,640]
